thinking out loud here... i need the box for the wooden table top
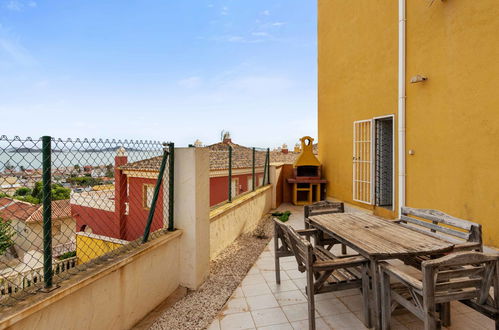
[308,213,455,259]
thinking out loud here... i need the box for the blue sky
[0,0,316,148]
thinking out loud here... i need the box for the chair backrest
[304,201,344,218]
[400,207,482,247]
[274,219,312,272]
[286,225,313,272]
[274,219,294,253]
[422,252,499,305]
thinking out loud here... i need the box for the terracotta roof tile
[0,198,71,223]
[119,141,299,172]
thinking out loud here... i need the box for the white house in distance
[0,198,76,259]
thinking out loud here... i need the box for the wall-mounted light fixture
[410,75,428,83]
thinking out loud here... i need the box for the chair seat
[313,246,363,284]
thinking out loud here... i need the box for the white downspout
[398,0,406,217]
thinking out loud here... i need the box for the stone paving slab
[208,204,495,330]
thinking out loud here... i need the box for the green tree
[52,185,71,200]
[31,181,43,200]
[0,218,14,255]
[14,182,71,204]
[105,164,114,178]
[14,187,31,196]
[13,195,40,204]
[68,176,102,187]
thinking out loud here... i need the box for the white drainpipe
[398,0,406,217]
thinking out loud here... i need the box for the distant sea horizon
[0,150,163,172]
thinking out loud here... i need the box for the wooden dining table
[308,212,455,330]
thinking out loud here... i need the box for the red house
[71,147,164,241]
[70,139,298,241]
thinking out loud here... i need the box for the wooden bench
[380,252,499,330]
[274,219,371,330]
[397,207,482,267]
[304,201,348,254]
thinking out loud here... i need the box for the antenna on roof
[220,130,231,143]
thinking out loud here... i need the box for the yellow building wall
[76,233,125,264]
[318,0,398,213]
[405,0,499,247]
[318,0,499,247]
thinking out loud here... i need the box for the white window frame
[143,184,155,210]
[231,178,239,197]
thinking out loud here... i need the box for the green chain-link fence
[0,135,174,306]
[208,142,270,207]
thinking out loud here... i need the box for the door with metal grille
[375,117,394,207]
[353,120,374,204]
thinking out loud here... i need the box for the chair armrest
[313,255,367,271]
[296,228,318,237]
[380,262,423,291]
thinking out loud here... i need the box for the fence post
[168,142,175,231]
[262,149,267,186]
[228,145,232,202]
[142,145,169,243]
[252,147,256,191]
[41,136,53,290]
[266,148,270,185]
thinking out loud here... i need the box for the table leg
[370,259,381,330]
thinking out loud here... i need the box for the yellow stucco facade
[76,232,126,264]
[318,0,499,247]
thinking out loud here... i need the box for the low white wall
[209,186,272,259]
[1,231,182,330]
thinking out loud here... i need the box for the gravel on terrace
[149,216,273,330]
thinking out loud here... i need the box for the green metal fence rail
[142,145,169,243]
[220,144,271,208]
[42,136,53,290]
[228,145,232,203]
[167,142,175,231]
[252,147,256,191]
[0,135,174,306]
[266,148,270,185]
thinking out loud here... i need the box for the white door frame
[352,119,374,204]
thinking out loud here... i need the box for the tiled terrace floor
[208,204,495,330]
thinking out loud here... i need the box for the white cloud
[177,76,202,89]
[5,0,22,10]
[227,36,244,42]
[220,6,229,16]
[0,38,35,66]
[251,32,270,37]
[4,0,36,11]
[271,22,286,27]
[261,10,270,16]
[212,35,265,44]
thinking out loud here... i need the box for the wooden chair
[274,218,317,284]
[397,207,482,267]
[380,252,499,330]
[274,219,370,330]
[304,201,348,254]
